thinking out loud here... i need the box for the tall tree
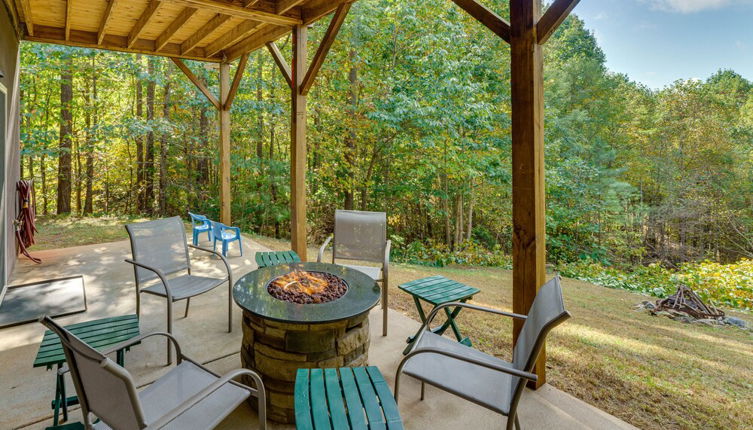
[56,54,73,214]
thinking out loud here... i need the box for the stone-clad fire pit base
[240,309,370,423]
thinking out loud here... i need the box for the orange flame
[270,270,329,296]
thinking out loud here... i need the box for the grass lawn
[30,219,753,429]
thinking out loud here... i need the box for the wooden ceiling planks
[14,0,348,62]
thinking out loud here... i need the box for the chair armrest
[317,235,333,263]
[148,368,266,429]
[101,332,183,361]
[383,240,391,277]
[397,346,538,382]
[188,244,233,285]
[231,226,241,235]
[124,259,173,301]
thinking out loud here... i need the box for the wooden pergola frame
[5,0,580,386]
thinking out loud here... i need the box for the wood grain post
[510,0,547,388]
[219,62,232,225]
[290,25,308,260]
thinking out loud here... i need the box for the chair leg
[382,279,388,337]
[166,299,174,365]
[192,230,198,246]
[184,298,191,318]
[515,415,521,430]
[227,279,233,333]
[239,237,243,256]
[420,382,425,401]
[223,241,228,257]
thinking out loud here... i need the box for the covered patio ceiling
[8,0,345,62]
[3,0,582,387]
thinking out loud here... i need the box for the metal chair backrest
[509,277,570,407]
[189,212,210,228]
[126,217,190,284]
[333,210,387,263]
[39,316,146,430]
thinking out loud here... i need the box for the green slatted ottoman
[295,367,403,430]
[255,250,301,268]
[399,275,480,353]
[33,314,140,430]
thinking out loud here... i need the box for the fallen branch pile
[655,284,724,320]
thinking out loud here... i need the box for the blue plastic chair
[212,221,243,257]
[189,212,213,246]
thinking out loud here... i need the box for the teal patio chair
[189,212,213,246]
[212,221,243,257]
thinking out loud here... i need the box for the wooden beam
[301,0,349,25]
[17,0,33,36]
[170,58,221,109]
[266,41,291,88]
[204,20,262,58]
[510,0,546,389]
[219,62,232,225]
[27,25,218,62]
[536,0,580,44]
[290,24,307,260]
[156,7,198,51]
[277,0,306,14]
[64,0,73,40]
[97,0,118,45]
[129,0,163,48]
[451,0,510,43]
[181,13,231,54]
[300,2,349,96]
[166,0,301,26]
[224,53,249,109]
[242,0,260,6]
[225,24,290,61]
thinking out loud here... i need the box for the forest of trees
[18,0,753,269]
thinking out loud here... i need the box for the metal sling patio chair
[395,276,571,430]
[39,315,266,430]
[318,210,391,336]
[125,217,233,364]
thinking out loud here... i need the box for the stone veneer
[240,309,370,423]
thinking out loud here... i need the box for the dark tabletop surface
[233,262,381,324]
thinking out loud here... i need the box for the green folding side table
[33,314,140,430]
[399,275,480,353]
[295,367,403,430]
[255,250,301,268]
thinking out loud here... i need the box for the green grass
[31,220,753,429]
[32,215,151,250]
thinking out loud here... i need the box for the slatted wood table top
[255,250,302,268]
[33,314,140,369]
[398,275,480,306]
[295,367,403,430]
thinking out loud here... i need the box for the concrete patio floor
[0,237,637,430]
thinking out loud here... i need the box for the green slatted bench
[255,250,301,268]
[33,314,140,430]
[399,275,480,353]
[295,367,403,430]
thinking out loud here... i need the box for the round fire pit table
[233,262,381,423]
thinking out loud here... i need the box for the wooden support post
[510,0,546,388]
[290,24,307,260]
[219,62,232,225]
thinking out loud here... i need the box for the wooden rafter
[166,0,302,26]
[300,2,350,95]
[181,13,231,55]
[17,0,33,36]
[277,0,306,15]
[301,0,350,25]
[97,0,118,45]
[156,7,198,51]
[242,0,260,6]
[129,0,163,48]
[451,0,510,43]
[225,23,290,61]
[266,41,291,88]
[224,53,249,109]
[64,0,73,41]
[170,58,221,109]
[536,0,580,44]
[26,25,214,62]
[205,21,263,58]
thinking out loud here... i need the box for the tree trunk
[256,57,264,159]
[135,60,145,214]
[57,55,73,215]
[145,58,156,215]
[343,51,358,210]
[467,186,474,241]
[159,69,171,215]
[41,154,48,215]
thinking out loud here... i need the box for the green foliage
[391,235,512,268]
[559,259,753,310]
